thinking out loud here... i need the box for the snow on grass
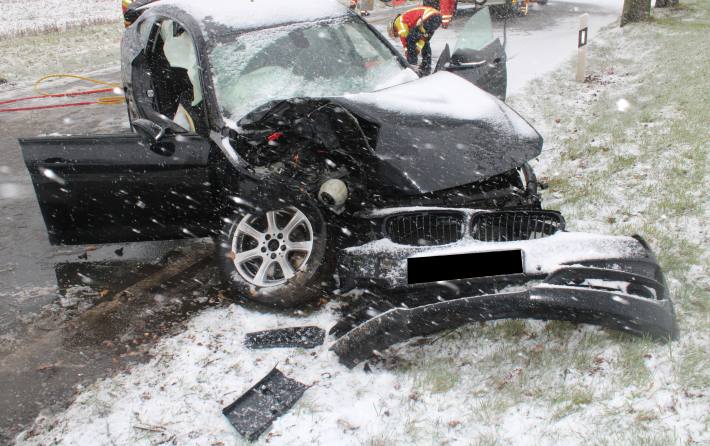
[15,2,710,445]
[1,0,119,39]
[0,22,123,88]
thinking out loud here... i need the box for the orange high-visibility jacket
[394,7,441,53]
[439,0,456,27]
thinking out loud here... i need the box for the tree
[621,0,651,26]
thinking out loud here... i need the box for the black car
[20,0,677,363]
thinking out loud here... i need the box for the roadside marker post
[576,13,589,82]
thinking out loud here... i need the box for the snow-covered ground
[9,1,710,445]
[2,0,119,38]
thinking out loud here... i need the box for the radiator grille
[471,211,564,242]
[384,212,465,246]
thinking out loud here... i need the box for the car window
[161,20,203,106]
[209,18,415,120]
[340,22,390,60]
[143,19,208,133]
[454,7,495,53]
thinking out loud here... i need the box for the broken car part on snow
[222,367,307,441]
[245,326,326,349]
[19,0,678,366]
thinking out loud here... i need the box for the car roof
[148,0,350,33]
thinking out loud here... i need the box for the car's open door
[20,132,215,245]
[436,7,507,100]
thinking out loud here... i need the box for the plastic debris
[244,326,325,349]
[222,367,307,441]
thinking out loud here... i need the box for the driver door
[437,7,507,100]
[20,15,218,246]
[20,133,215,245]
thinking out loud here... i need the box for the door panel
[444,7,507,100]
[21,133,215,245]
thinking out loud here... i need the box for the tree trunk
[622,0,651,26]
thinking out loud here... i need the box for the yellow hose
[34,74,126,106]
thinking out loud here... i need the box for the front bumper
[333,232,679,367]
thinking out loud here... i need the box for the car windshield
[209,17,415,120]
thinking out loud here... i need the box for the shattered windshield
[209,18,414,120]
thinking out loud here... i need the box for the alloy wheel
[230,207,314,287]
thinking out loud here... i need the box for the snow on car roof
[150,0,349,31]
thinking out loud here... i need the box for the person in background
[387,6,442,75]
[424,0,457,28]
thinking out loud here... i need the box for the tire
[217,201,333,307]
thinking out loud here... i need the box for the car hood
[236,72,542,194]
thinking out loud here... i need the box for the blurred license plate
[407,249,523,284]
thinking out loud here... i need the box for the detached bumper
[332,232,679,367]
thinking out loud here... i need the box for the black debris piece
[222,367,307,441]
[244,326,325,349]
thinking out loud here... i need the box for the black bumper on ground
[332,233,679,368]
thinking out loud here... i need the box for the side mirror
[133,118,166,143]
[434,43,452,73]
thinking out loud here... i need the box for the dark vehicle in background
[20,0,677,352]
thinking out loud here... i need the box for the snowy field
[1,0,119,38]
[9,1,710,446]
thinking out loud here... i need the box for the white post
[576,13,589,83]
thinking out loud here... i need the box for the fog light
[319,179,348,207]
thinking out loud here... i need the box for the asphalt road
[0,1,621,442]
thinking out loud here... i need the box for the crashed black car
[20,0,677,365]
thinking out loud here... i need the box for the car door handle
[454,60,487,68]
[42,157,69,164]
[150,141,176,157]
[445,60,487,71]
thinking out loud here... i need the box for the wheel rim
[230,206,314,288]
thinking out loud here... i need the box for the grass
[403,1,710,442]
[468,434,504,446]
[550,386,594,421]
[523,0,710,312]
[364,436,395,446]
[1,17,118,39]
[409,353,461,394]
[589,428,678,446]
[675,343,710,390]
[0,22,123,84]
[612,336,654,387]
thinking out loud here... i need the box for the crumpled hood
[236,72,542,194]
[335,72,542,193]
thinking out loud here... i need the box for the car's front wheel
[217,204,332,307]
